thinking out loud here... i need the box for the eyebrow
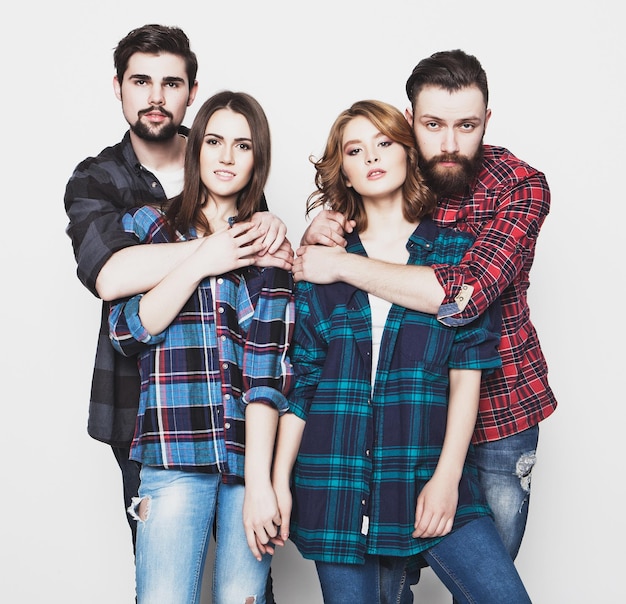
[421,113,482,123]
[343,131,385,149]
[128,74,186,84]
[204,133,253,143]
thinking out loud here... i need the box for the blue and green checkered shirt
[288,218,501,563]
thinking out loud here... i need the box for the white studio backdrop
[1,1,624,602]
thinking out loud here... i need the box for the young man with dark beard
[296,49,557,600]
[64,24,290,602]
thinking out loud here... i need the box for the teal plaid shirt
[288,218,501,564]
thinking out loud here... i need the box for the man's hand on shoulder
[300,210,355,247]
[250,211,288,256]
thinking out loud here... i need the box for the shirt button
[151,181,158,188]
[217,278,224,284]
[218,307,224,313]
[224,394,231,400]
[221,335,227,341]
[365,449,370,457]
[225,422,231,429]
[361,499,366,505]
[222,363,228,370]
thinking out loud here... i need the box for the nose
[365,148,379,164]
[220,146,234,165]
[148,85,164,106]
[441,128,459,154]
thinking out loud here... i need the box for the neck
[130,130,186,172]
[201,196,238,231]
[359,193,418,262]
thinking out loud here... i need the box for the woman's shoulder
[122,204,171,243]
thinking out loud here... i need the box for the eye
[205,137,220,146]
[379,140,392,148]
[460,122,476,132]
[236,142,252,151]
[425,121,439,130]
[347,147,362,156]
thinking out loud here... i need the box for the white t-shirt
[149,166,185,199]
[368,293,392,387]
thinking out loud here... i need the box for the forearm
[245,404,280,489]
[271,412,305,488]
[434,369,482,482]
[336,253,443,313]
[96,239,203,301]
[136,253,205,334]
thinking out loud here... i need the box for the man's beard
[130,108,179,142]
[419,145,484,197]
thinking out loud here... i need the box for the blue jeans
[316,517,530,604]
[400,425,539,602]
[132,466,272,604]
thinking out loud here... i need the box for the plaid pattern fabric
[64,131,185,445]
[288,219,501,564]
[109,206,294,480]
[432,145,557,443]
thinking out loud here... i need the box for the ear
[187,80,199,107]
[404,106,414,127]
[483,108,492,133]
[113,76,122,101]
[341,168,352,188]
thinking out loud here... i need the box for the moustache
[139,107,173,119]
[435,153,462,164]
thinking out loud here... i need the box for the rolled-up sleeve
[434,171,550,326]
[64,160,139,296]
[109,294,166,356]
[239,268,295,416]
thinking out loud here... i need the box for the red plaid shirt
[432,145,557,443]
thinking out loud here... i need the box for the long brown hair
[307,99,435,232]
[167,90,271,236]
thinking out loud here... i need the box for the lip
[367,169,386,179]
[143,111,168,122]
[214,170,236,180]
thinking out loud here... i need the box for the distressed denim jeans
[131,466,271,604]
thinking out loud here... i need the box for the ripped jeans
[129,466,271,604]
[473,424,539,559]
[401,425,539,602]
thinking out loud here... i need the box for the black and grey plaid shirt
[64,128,187,446]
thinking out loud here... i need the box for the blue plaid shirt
[109,206,294,481]
[288,218,501,563]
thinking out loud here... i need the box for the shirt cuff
[436,284,475,327]
[123,295,166,345]
[241,386,290,415]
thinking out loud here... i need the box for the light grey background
[2,1,623,602]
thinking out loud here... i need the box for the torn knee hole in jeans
[515,451,537,493]
[127,496,150,522]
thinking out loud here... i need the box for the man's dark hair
[405,49,489,108]
[114,24,198,90]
